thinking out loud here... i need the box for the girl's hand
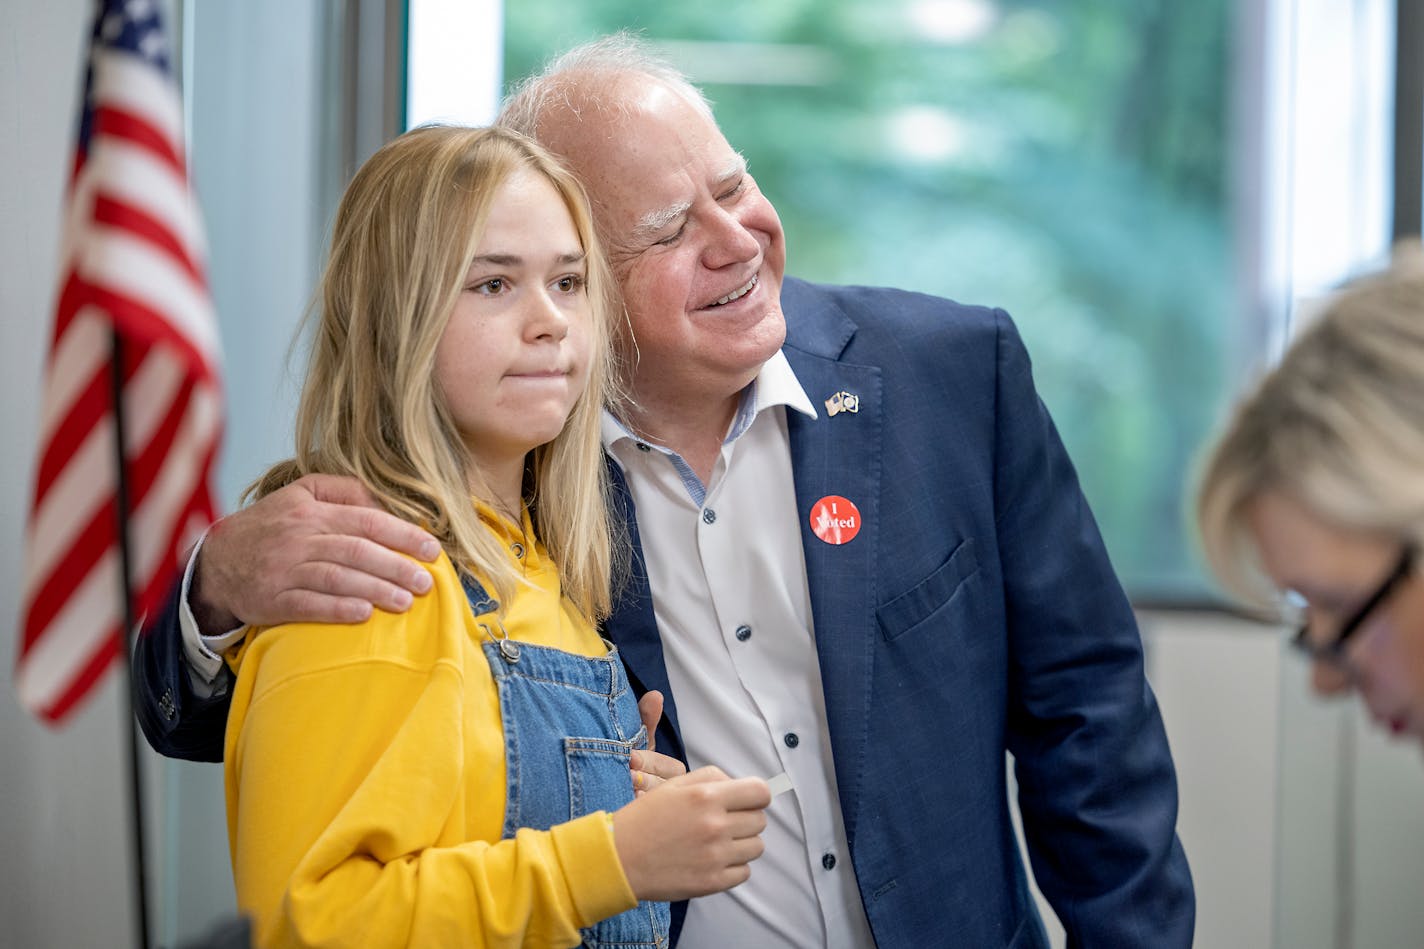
[630,748,686,796]
[630,690,685,795]
[612,767,771,901]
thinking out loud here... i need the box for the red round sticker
[810,495,862,545]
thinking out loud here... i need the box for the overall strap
[460,573,522,662]
[459,572,499,618]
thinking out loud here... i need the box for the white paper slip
[766,772,794,797]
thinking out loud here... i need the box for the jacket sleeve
[131,578,231,763]
[226,614,636,949]
[991,308,1195,947]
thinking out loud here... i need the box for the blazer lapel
[784,319,882,848]
[601,456,687,764]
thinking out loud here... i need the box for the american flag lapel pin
[824,390,860,417]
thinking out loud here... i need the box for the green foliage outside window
[505,0,1233,599]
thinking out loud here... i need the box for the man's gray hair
[497,31,715,138]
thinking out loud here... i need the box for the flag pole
[109,327,153,949]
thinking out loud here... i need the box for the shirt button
[510,542,525,559]
[783,732,799,749]
[822,852,837,870]
[702,508,717,524]
[735,624,752,642]
[635,442,652,452]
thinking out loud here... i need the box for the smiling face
[434,166,592,487]
[1246,490,1424,744]
[538,76,787,425]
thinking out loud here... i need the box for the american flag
[16,0,223,724]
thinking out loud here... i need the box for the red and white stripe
[16,45,222,724]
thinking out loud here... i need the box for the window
[504,0,1235,599]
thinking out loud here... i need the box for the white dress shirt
[180,529,240,698]
[603,349,875,949]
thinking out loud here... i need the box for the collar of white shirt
[600,348,818,456]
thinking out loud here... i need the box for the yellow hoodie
[223,507,636,948]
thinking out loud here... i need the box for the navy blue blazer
[135,277,1193,948]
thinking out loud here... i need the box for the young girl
[224,126,769,948]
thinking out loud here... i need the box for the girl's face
[1247,490,1424,745]
[435,167,593,482]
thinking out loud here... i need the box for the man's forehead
[541,74,690,143]
[555,77,724,157]
[538,75,742,233]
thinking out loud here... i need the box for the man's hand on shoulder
[191,473,440,631]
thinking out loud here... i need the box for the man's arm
[990,309,1195,947]
[133,576,233,762]
[132,473,441,761]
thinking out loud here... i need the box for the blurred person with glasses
[1197,242,1424,742]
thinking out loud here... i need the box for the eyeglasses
[1291,545,1416,665]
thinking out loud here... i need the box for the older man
[136,35,1193,948]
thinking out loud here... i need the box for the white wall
[1146,613,1283,949]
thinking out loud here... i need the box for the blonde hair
[249,125,623,620]
[1197,241,1424,606]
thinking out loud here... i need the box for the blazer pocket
[876,537,980,643]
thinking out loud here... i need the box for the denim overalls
[462,574,671,949]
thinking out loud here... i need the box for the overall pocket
[564,727,644,819]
